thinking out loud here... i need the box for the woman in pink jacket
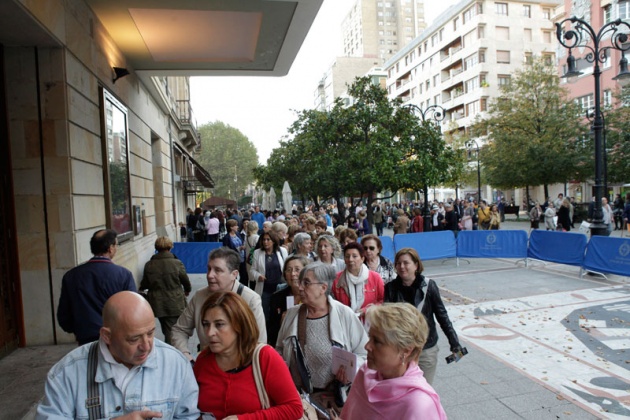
[341,303,447,420]
[332,242,384,316]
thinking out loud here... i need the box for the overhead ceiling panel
[84,0,324,77]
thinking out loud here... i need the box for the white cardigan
[249,247,289,295]
[276,296,368,368]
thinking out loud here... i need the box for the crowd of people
[40,201,469,419]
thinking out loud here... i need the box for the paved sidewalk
[3,219,629,420]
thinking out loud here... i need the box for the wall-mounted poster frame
[100,87,133,242]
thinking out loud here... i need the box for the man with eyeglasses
[57,229,136,345]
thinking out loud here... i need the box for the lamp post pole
[556,17,630,236]
[404,104,446,232]
[465,139,482,205]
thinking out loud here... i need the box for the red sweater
[332,270,384,311]
[193,345,303,420]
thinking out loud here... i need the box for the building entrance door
[0,46,21,359]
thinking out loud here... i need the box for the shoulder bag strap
[252,343,270,410]
[295,305,313,393]
[237,283,244,296]
[86,341,104,420]
[297,304,308,348]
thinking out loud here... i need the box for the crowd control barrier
[377,236,396,262]
[172,242,223,273]
[457,230,528,259]
[527,230,587,266]
[393,231,456,261]
[582,236,630,277]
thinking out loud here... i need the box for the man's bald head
[103,291,153,328]
[101,292,156,368]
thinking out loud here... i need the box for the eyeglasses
[365,246,378,251]
[298,279,324,287]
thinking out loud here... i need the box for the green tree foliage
[196,121,259,200]
[606,86,630,184]
[474,59,590,199]
[255,76,461,224]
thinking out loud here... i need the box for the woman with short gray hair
[315,235,345,273]
[276,262,367,407]
[291,232,316,260]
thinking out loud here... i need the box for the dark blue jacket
[57,257,136,344]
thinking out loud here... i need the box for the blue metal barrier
[528,230,587,266]
[171,242,223,273]
[457,230,528,258]
[378,236,396,262]
[393,231,456,261]
[582,236,630,276]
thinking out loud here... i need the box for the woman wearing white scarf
[332,242,385,316]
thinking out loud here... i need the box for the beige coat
[394,214,409,234]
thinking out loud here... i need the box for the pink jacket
[341,362,447,420]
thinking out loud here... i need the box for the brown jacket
[394,214,410,235]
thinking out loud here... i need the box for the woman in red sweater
[193,291,302,420]
[332,241,384,317]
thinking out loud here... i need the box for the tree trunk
[336,195,346,225]
[543,184,549,202]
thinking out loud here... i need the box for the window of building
[497,50,510,63]
[434,94,440,105]
[426,79,430,89]
[433,74,439,85]
[620,0,630,19]
[524,52,533,64]
[431,33,438,46]
[465,76,479,92]
[543,53,555,65]
[524,28,532,42]
[523,5,531,17]
[542,7,550,19]
[463,29,476,47]
[466,100,480,116]
[453,17,460,30]
[496,26,509,40]
[576,94,594,111]
[495,2,508,15]
[464,52,479,70]
[604,5,612,23]
[604,90,612,108]
[543,30,552,43]
[478,25,485,39]
[439,28,445,41]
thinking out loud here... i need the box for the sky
[190,0,459,164]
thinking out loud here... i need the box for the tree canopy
[196,121,259,200]
[474,59,590,199]
[605,86,630,184]
[254,76,462,223]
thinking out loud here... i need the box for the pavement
[2,216,629,420]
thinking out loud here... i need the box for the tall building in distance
[342,0,427,63]
[385,0,560,138]
[315,0,427,110]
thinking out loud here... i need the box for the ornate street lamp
[465,139,482,205]
[404,104,445,232]
[556,17,630,235]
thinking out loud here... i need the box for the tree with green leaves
[474,58,590,202]
[196,121,259,201]
[255,76,462,228]
[605,85,630,185]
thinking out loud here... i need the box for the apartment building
[342,0,427,63]
[386,0,560,139]
[556,0,627,124]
